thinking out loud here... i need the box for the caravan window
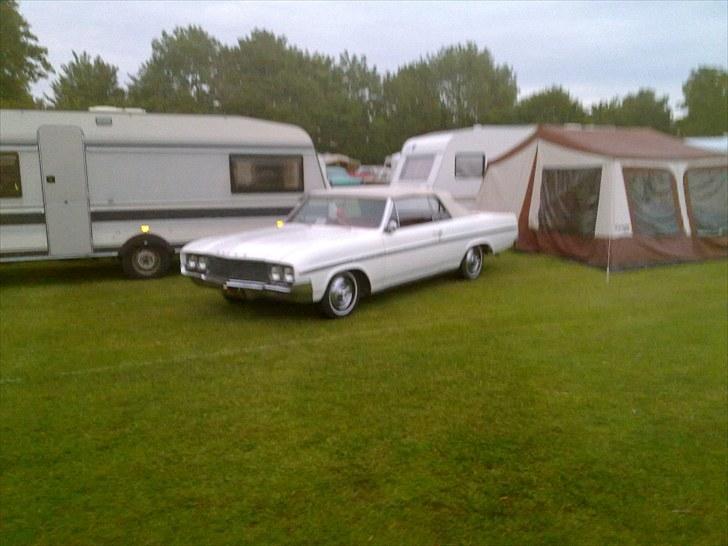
[399,155,435,181]
[538,168,601,236]
[455,153,485,178]
[684,167,727,237]
[0,152,22,198]
[623,168,681,236]
[229,155,303,193]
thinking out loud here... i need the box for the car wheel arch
[322,265,372,299]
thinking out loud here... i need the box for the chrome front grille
[205,257,268,283]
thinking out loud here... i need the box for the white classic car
[181,187,517,318]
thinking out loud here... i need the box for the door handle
[46,175,56,183]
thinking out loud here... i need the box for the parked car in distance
[326,165,362,186]
[181,186,517,318]
[355,165,389,184]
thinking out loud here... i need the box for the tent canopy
[477,124,727,269]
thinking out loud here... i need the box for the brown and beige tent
[475,125,727,270]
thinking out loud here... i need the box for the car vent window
[428,196,451,221]
[230,154,303,193]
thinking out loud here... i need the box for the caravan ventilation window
[0,152,22,198]
[623,168,681,236]
[684,167,727,237]
[229,155,303,193]
[455,153,485,178]
[538,168,601,236]
[399,155,435,181]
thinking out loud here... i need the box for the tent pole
[606,237,611,283]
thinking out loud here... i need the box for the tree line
[1,0,726,163]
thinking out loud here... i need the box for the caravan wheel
[122,244,171,279]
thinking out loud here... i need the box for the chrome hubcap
[134,248,159,272]
[329,275,355,312]
[466,248,482,275]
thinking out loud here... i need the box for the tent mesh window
[0,152,22,198]
[623,169,680,237]
[538,167,601,236]
[229,155,303,193]
[685,167,727,237]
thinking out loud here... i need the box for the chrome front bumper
[185,270,313,303]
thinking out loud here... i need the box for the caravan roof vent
[88,106,146,114]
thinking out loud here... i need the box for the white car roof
[308,185,469,216]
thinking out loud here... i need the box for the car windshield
[290,197,387,228]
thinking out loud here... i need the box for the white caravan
[0,109,327,277]
[389,125,535,207]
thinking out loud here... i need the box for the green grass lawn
[1,252,726,545]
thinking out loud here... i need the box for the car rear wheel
[320,271,359,318]
[460,246,483,280]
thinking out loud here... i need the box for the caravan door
[38,125,93,257]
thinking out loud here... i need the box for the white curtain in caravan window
[623,169,680,236]
[685,167,727,236]
[538,168,602,236]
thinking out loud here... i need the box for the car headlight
[270,265,282,282]
[283,266,294,284]
[198,256,208,272]
[186,254,198,270]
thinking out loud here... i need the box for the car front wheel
[460,246,483,280]
[320,271,359,318]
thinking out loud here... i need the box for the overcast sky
[20,0,728,113]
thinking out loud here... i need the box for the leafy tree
[514,86,587,124]
[590,89,672,133]
[216,30,356,156]
[128,25,221,113]
[677,66,728,136]
[379,42,517,158]
[0,0,52,108]
[49,51,125,110]
[337,52,386,162]
[428,42,517,126]
[380,61,450,155]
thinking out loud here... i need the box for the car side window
[394,197,434,227]
[428,196,451,221]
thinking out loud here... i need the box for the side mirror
[385,219,399,233]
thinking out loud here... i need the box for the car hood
[182,223,380,267]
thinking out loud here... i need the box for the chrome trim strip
[224,279,292,293]
[298,225,516,274]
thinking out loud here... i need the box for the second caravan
[389,125,536,207]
